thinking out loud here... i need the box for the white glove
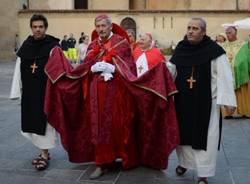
[101,62,115,81]
[91,62,107,73]
[91,61,115,81]
[101,72,114,81]
[91,61,115,73]
[102,62,115,73]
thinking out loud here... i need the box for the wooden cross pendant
[187,75,196,89]
[30,62,38,74]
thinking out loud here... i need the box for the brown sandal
[32,153,50,165]
[34,157,49,171]
[198,177,208,184]
[175,165,187,176]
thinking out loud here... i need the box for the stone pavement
[0,61,250,184]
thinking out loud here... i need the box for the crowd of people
[60,32,90,64]
[9,13,250,184]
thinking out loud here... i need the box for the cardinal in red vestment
[83,15,139,178]
[44,15,180,179]
[133,33,166,77]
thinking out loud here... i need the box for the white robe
[10,57,57,150]
[169,54,237,177]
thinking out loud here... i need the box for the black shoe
[224,116,233,119]
[175,165,187,176]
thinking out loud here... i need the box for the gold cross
[187,76,196,89]
[30,62,38,74]
[138,65,144,73]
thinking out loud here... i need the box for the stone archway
[120,17,137,39]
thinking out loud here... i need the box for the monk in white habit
[10,14,58,170]
[169,18,237,184]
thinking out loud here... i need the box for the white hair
[95,17,112,26]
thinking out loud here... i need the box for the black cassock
[17,35,59,135]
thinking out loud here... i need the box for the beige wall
[239,0,250,10]
[25,0,250,11]
[146,0,250,10]
[130,0,146,9]
[18,12,250,50]
[147,0,192,10]
[0,0,19,61]
[89,0,129,10]
[29,0,74,10]
[190,0,235,10]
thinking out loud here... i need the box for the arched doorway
[120,17,137,40]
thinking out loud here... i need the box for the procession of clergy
[10,13,250,184]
